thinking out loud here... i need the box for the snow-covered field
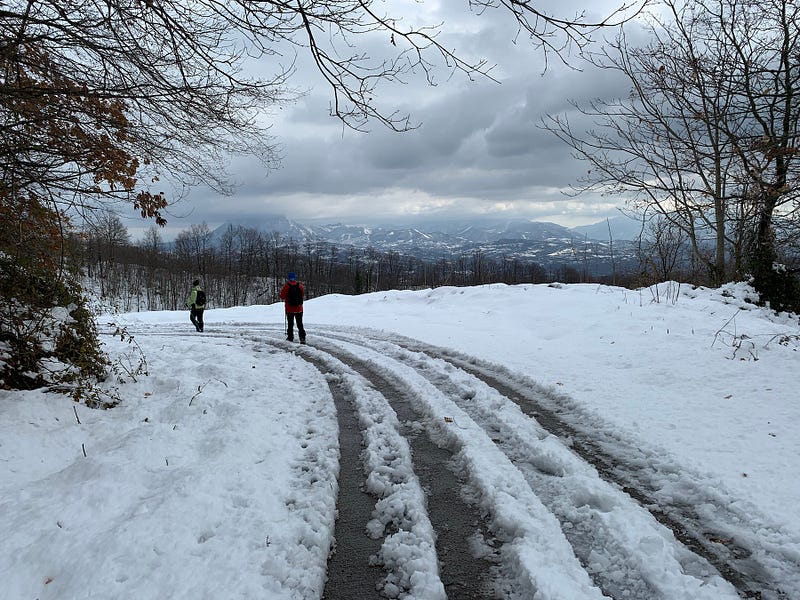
[1,281,799,599]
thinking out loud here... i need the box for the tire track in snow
[304,334,611,600]
[295,349,385,600]
[317,328,797,600]
[282,337,503,599]
[404,343,798,600]
[314,332,722,600]
[311,341,510,599]
[243,326,740,599]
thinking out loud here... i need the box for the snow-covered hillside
[1,282,798,599]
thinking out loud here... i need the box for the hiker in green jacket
[185,279,205,332]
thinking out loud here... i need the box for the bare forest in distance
[73,215,641,314]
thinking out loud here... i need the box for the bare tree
[637,217,690,283]
[83,210,131,296]
[718,0,800,309]
[85,210,131,257]
[141,226,163,257]
[174,223,212,281]
[545,2,738,284]
[545,0,800,308]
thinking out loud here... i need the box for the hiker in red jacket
[279,272,306,343]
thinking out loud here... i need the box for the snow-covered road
[287,325,795,600]
[4,283,800,600]
[132,322,793,599]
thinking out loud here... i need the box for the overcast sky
[138,1,650,239]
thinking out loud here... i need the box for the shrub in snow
[0,255,115,407]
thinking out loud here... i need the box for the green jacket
[186,286,205,309]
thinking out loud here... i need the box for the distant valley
[207,215,643,277]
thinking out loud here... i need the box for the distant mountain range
[207,214,643,276]
[211,214,642,243]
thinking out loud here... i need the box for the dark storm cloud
[148,1,645,238]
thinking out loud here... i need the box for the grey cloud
[159,1,641,233]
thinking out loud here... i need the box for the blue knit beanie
[287,272,296,281]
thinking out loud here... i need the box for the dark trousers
[190,307,204,332]
[286,312,305,341]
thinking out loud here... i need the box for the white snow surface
[1,281,799,599]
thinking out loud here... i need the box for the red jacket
[279,281,304,313]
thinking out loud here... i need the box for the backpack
[286,283,303,307]
[195,289,206,307]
